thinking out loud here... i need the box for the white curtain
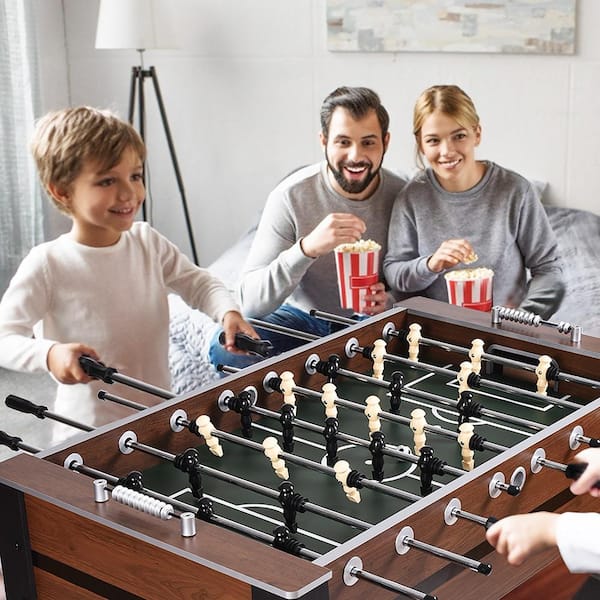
[0,0,43,295]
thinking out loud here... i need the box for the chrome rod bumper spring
[492,306,581,343]
[112,485,174,520]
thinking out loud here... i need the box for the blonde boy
[0,106,255,410]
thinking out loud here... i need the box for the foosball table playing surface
[1,297,600,599]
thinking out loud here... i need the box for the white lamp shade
[95,0,177,50]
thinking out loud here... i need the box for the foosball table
[1,297,600,599]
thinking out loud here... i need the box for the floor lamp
[95,0,199,265]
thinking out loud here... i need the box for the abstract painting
[326,1,576,54]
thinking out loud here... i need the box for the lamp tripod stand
[128,60,199,265]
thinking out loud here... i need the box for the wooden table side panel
[502,558,589,600]
[27,495,252,600]
[0,454,329,598]
[427,493,596,600]
[34,568,108,600]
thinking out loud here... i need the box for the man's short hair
[320,86,390,139]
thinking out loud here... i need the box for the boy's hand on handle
[361,282,391,316]
[300,213,366,258]
[47,343,100,384]
[569,448,600,497]
[427,239,475,273]
[219,332,274,357]
[485,512,559,566]
[221,311,259,355]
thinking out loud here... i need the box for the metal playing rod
[383,323,600,389]
[65,456,199,515]
[98,390,149,411]
[246,318,320,342]
[5,395,94,432]
[219,388,477,465]
[398,384,544,432]
[261,371,508,454]
[306,355,544,432]
[396,527,492,575]
[124,426,371,531]
[79,356,174,400]
[534,455,600,488]
[187,422,422,503]
[358,347,580,410]
[344,557,437,600]
[266,371,467,478]
[444,498,498,530]
[0,430,41,454]
[310,309,357,327]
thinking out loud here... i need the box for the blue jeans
[208,304,353,373]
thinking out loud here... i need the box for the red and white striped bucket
[335,247,380,313]
[444,268,494,312]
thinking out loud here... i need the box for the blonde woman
[383,84,564,318]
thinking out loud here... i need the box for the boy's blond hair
[31,106,146,214]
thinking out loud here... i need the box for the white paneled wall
[35,0,600,265]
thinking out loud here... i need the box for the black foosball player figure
[323,417,340,466]
[116,470,144,492]
[278,481,307,533]
[173,448,204,499]
[279,403,296,452]
[272,525,306,557]
[388,370,404,413]
[315,354,342,384]
[486,447,600,574]
[369,431,385,481]
[222,390,254,438]
[456,390,482,428]
[417,446,447,496]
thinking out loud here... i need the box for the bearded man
[209,86,406,370]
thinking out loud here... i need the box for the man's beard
[326,152,382,195]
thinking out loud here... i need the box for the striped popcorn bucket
[444,268,494,312]
[334,248,380,313]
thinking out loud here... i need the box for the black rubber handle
[506,484,521,497]
[219,332,274,357]
[79,355,117,383]
[5,394,47,419]
[0,430,23,451]
[565,462,600,489]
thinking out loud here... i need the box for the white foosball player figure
[406,323,422,362]
[457,422,475,471]
[469,339,484,375]
[410,408,427,455]
[321,382,339,419]
[364,395,382,437]
[196,415,224,457]
[371,339,386,380]
[262,437,289,480]
[536,355,552,395]
[457,361,474,396]
[280,371,297,411]
[333,460,361,503]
